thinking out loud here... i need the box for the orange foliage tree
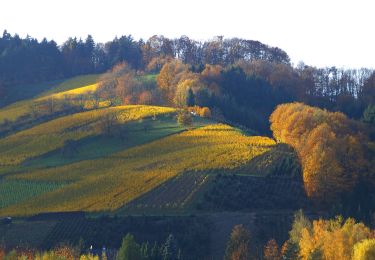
[264,239,281,260]
[0,247,5,259]
[224,225,251,260]
[270,102,368,204]
[156,60,189,105]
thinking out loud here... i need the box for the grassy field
[0,74,100,123]
[0,124,275,216]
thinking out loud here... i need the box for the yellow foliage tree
[299,217,373,260]
[174,79,197,107]
[353,239,375,260]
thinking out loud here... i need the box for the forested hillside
[1,31,374,135]
[1,29,375,259]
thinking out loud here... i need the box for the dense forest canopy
[0,31,289,86]
[1,30,374,134]
[0,30,374,138]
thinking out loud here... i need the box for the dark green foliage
[61,36,97,76]
[150,242,160,260]
[363,104,375,125]
[0,31,64,86]
[336,179,375,225]
[186,88,195,107]
[194,88,211,107]
[140,242,150,259]
[105,35,143,70]
[117,233,141,260]
[161,234,179,260]
[281,240,299,260]
[208,67,278,134]
[31,215,211,260]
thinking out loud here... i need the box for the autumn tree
[200,64,223,96]
[264,239,281,260]
[199,107,211,118]
[116,69,139,104]
[175,35,199,64]
[142,35,174,66]
[146,55,173,73]
[98,62,160,106]
[156,60,189,105]
[52,246,77,260]
[177,109,193,127]
[224,225,251,260]
[270,102,368,205]
[174,77,201,107]
[97,62,132,100]
[285,213,375,260]
[353,239,375,260]
[289,210,312,246]
[138,90,153,105]
[298,217,373,260]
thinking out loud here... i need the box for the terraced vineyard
[0,124,275,216]
[122,171,212,213]
[0,105,175,166]
[0,75,100,123]
[199,173,309,211]
[231,143,301,177]
[41,83,99,100]
[0,220,57,248]
[0,180,65,208]
[24,115,194,169]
